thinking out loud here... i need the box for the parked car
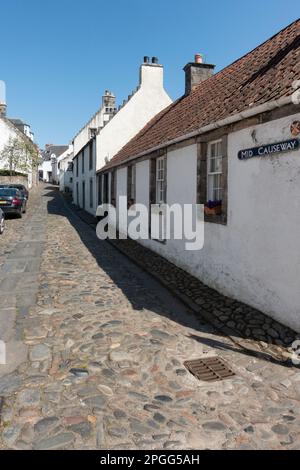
[0,183,29,200]
[0,208,5,234]
[0,188,26,217]
[9,187,27,213]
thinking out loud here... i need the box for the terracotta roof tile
[103,19,300,171]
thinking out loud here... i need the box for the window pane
[210,156,222,173]
[208,174,222,201]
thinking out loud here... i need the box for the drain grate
[184,356,235,382]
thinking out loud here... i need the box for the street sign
[238,139,299,160]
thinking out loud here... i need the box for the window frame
[82,149,85,174]
[156,156,166,204]
[207,139,223,202]
[89,178,93,208]
[197,134,228,225]
[130,164,136,201]
[89,140,93,171]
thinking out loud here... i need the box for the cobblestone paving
[108,241,298,364]
[0,187,47,378]
[68,198,298,363]
[0,188,43,269]
[0,185,300,450]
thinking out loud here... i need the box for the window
[127,165,136,207]
[207,140,222,202]
[76,182,79,205]
[76,157,78,177]
[156,156,166,204]
[98,174,102,205]
[103,173,109,204]
[89,141,93,170]
[89,178,93,208]
[82,150,85,174]
[82,181,85,209]
[110,170,116,206]
[127,164,136,206]
[130,164,136,200]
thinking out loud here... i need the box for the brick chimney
[184,54,215,95]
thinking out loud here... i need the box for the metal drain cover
[184,356,235,382]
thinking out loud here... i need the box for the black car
[0,208,5,234]
[0,188,26,217]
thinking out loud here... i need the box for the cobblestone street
[0,184,300,450]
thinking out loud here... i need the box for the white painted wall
[116,112,300,332]
[0,117,33,187]
[0,118,15,168]
[73,109,106,157]
[72,139,97,214]
[39,160,52,182]
[74,63,172,215]
[57,145,73,192]
[96,65,171,171]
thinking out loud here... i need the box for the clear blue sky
[1,0,298,148]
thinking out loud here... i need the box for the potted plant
[204,200,222,215]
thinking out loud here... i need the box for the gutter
[97,94,294,173]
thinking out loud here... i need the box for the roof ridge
[190,17,300,95]
[212,17,300,81]
[101,18,300,171]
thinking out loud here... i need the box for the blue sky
[1,0,298,147]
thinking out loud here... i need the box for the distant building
[0,85,39,187]
[9,119,34,141]
[72,57,172,215]
[57,144,74,192]
[39,144,69,183]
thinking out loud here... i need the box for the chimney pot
[183,57,215,95]
[144,56,149,64]
[152,56,158,64]
[195,53,203,64]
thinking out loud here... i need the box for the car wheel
[0,216,5,234]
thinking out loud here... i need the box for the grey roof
[9,118,29,127]
[42,145,68,160]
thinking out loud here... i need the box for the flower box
[204,200,222,216]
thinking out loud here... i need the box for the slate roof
[103,18,300,171]
[42,145,69,161]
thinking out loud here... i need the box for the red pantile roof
[102,19,300,171]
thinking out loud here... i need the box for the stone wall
[0,174,29,188]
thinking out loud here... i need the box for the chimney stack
[183,54,215,95]
[0,102,6,117]
[102,90,116,109]
[140,56,163,88]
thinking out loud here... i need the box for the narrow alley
[0,185,299,450]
